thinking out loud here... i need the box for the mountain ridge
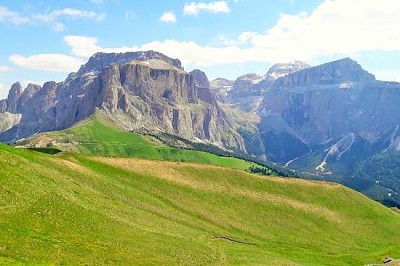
[2,52,400,205]
[0,50,245,152]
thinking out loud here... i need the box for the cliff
[0,51,245,150]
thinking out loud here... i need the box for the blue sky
[0,0,400,98]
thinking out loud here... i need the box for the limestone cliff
[0,51,245,151]
[258,58,400,166]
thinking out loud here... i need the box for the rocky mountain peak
[265,61,310,80]
[77,50,183,75]
[236,73,263,83]
[210,78,234,89]
[6,82,23,113]
[190,69,210,88]
[272,57,375,89]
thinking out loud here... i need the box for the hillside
[1,144,400,265]
[19,114,254,172]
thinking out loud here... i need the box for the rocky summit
[0,51,244,150]
[217,61,310,113]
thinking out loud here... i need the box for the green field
[46,115,253,171]
[1,144,400,265]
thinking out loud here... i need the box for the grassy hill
[1,144,400,265]
[23,115,255,172]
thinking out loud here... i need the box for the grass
[1,143,400,265]
[46,115,253,171]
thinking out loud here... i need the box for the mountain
[257,57,400,204]
[264,60,311,81]
[3,51,400,206]
[218,61,310,113]
[1,143,400,265]
[0,51,244,151]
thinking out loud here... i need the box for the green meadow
[47,115,253,171]
[0,144,399,265]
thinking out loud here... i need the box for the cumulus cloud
[246,0,400,61]
[160,11,177,23]
[184,1,230,16]
[64,35,101,58]
[9,54,84,72]
[9,0,400,76]
[132,40,271,67]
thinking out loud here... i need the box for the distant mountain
[214,61,310,113]
[0,51,245,151]
[257,58,400,205]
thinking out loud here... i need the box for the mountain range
[1,50,400,206]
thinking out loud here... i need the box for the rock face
[0,51,244,150]
[258,58,400,165]
[210,78,234,103]
[220,61,310,113]
[0,112,21,133]
[264,61,310,81]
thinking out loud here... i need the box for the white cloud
[64,35,101,58]
[9,54,84,72]
[9,0,400,79]
[34,8,106,23]
[0,5,105,31]
[0,66,11,72]
[184,1,230,16]
[219,31,258,46]
[132,40,270,67]
[0,6,30,25]
[246,0,400,61]
[160,11,177,23]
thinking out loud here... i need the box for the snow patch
[339,82,353,89]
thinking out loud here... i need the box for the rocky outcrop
[75,50,183,76]
[210,78,234,103]
[0,51,245,151]
[6,82,23,113]
[0,112,21,133]
[190,69,210,89]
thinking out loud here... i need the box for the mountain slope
[1,144,400,265]
[19,114,253,171]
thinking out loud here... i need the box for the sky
[1,0,400,98]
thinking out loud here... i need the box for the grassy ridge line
[46,115,254,171]
[1,144,400,265]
